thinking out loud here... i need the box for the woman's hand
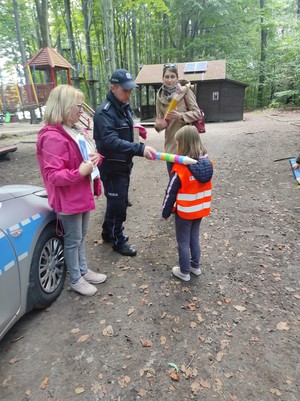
[89,152,101,167]
[166,110,183,121]
[79,160,93,177]
[155,118,168,132]
[292,162,299,170]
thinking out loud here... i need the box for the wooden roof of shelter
[25,47,74,70]
[135,60,227,85]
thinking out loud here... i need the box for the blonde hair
[43,84,84,126]
[175,125,207,159]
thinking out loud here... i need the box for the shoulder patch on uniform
[104,101,111,110]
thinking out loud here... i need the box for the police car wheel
[27,225,66,310]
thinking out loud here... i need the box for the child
[162,125,213,282]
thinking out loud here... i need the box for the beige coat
[155,80,201,154]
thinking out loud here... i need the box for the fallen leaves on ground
[270,387,281,395]
[74,386,85,394]
[216,351,225,362]
[102,325,114,336]
[160,335,167,344]
[168,368,180,381]
[127,307,135,316]
[233,305,246,312]
[77,334,90,342]
[118,375,131,388]
[8,358,21,364]
[139,367,156,377]
[137,388,147,396]
[11,336,23,343]
[40,377,49,390]
[140,338,152,347]
[181,366,198,379]
[276,321,289,331]
[215,377,222,392]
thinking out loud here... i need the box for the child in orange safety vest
[162,125,213,282]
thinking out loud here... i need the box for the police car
[0,185,66,340]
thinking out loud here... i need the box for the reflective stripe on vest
[177,189,212,201]
[177,201,211,214]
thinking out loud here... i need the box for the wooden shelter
[24,47,74,106]
[135,60,248,123]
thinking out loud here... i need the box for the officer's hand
[144,145,157,160]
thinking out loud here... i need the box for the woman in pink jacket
[37,85,106,296]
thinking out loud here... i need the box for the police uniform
[93,70,145,256]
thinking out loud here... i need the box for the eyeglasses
[76,103,84,109]
[163,63,177,70]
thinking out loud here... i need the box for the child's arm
[162,173,181,219]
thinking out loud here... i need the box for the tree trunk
[102,0,116,82]
[82,0,96,110]
[12,0,38,123]
[132,11,139,112]
[64,0,79,87]
[257,0,267,108]
[34,0,51,48]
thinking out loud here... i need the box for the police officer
[93,69,157,256]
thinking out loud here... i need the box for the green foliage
[0,0,299,109]
[270,90,300,107]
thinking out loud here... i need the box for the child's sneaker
[190,267,202,276]
[70,277,97,296]
[172,266,190,282]
[83,269,107,284]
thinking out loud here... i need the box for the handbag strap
[183,92,204,116]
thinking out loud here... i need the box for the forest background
[0,0,300,113]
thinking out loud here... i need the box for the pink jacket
[36,124,102,214]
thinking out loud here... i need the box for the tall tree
[12,0,38,122]
[34,0,51,48]
[64,0,79,87]
[102,0,116,80]
[82,0,97,109]
[257,0,267,108]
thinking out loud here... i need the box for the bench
[0,145,18,159]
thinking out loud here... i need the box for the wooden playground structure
[0,47,96,159]
[0,47,94,129]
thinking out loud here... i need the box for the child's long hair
[175,125,207,159]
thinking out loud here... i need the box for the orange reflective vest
[171,163,212,220]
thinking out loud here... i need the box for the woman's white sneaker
[83,269,107,284]
[70,277,97,296]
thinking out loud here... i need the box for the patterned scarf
[162,84,179,101]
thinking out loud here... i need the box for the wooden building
[135,60,248,123]
[24,47,74,106]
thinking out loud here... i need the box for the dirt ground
[0,110,299,401]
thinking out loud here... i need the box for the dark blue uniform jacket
[93,90,145,175]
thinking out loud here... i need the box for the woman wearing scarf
[155,63,202,175]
